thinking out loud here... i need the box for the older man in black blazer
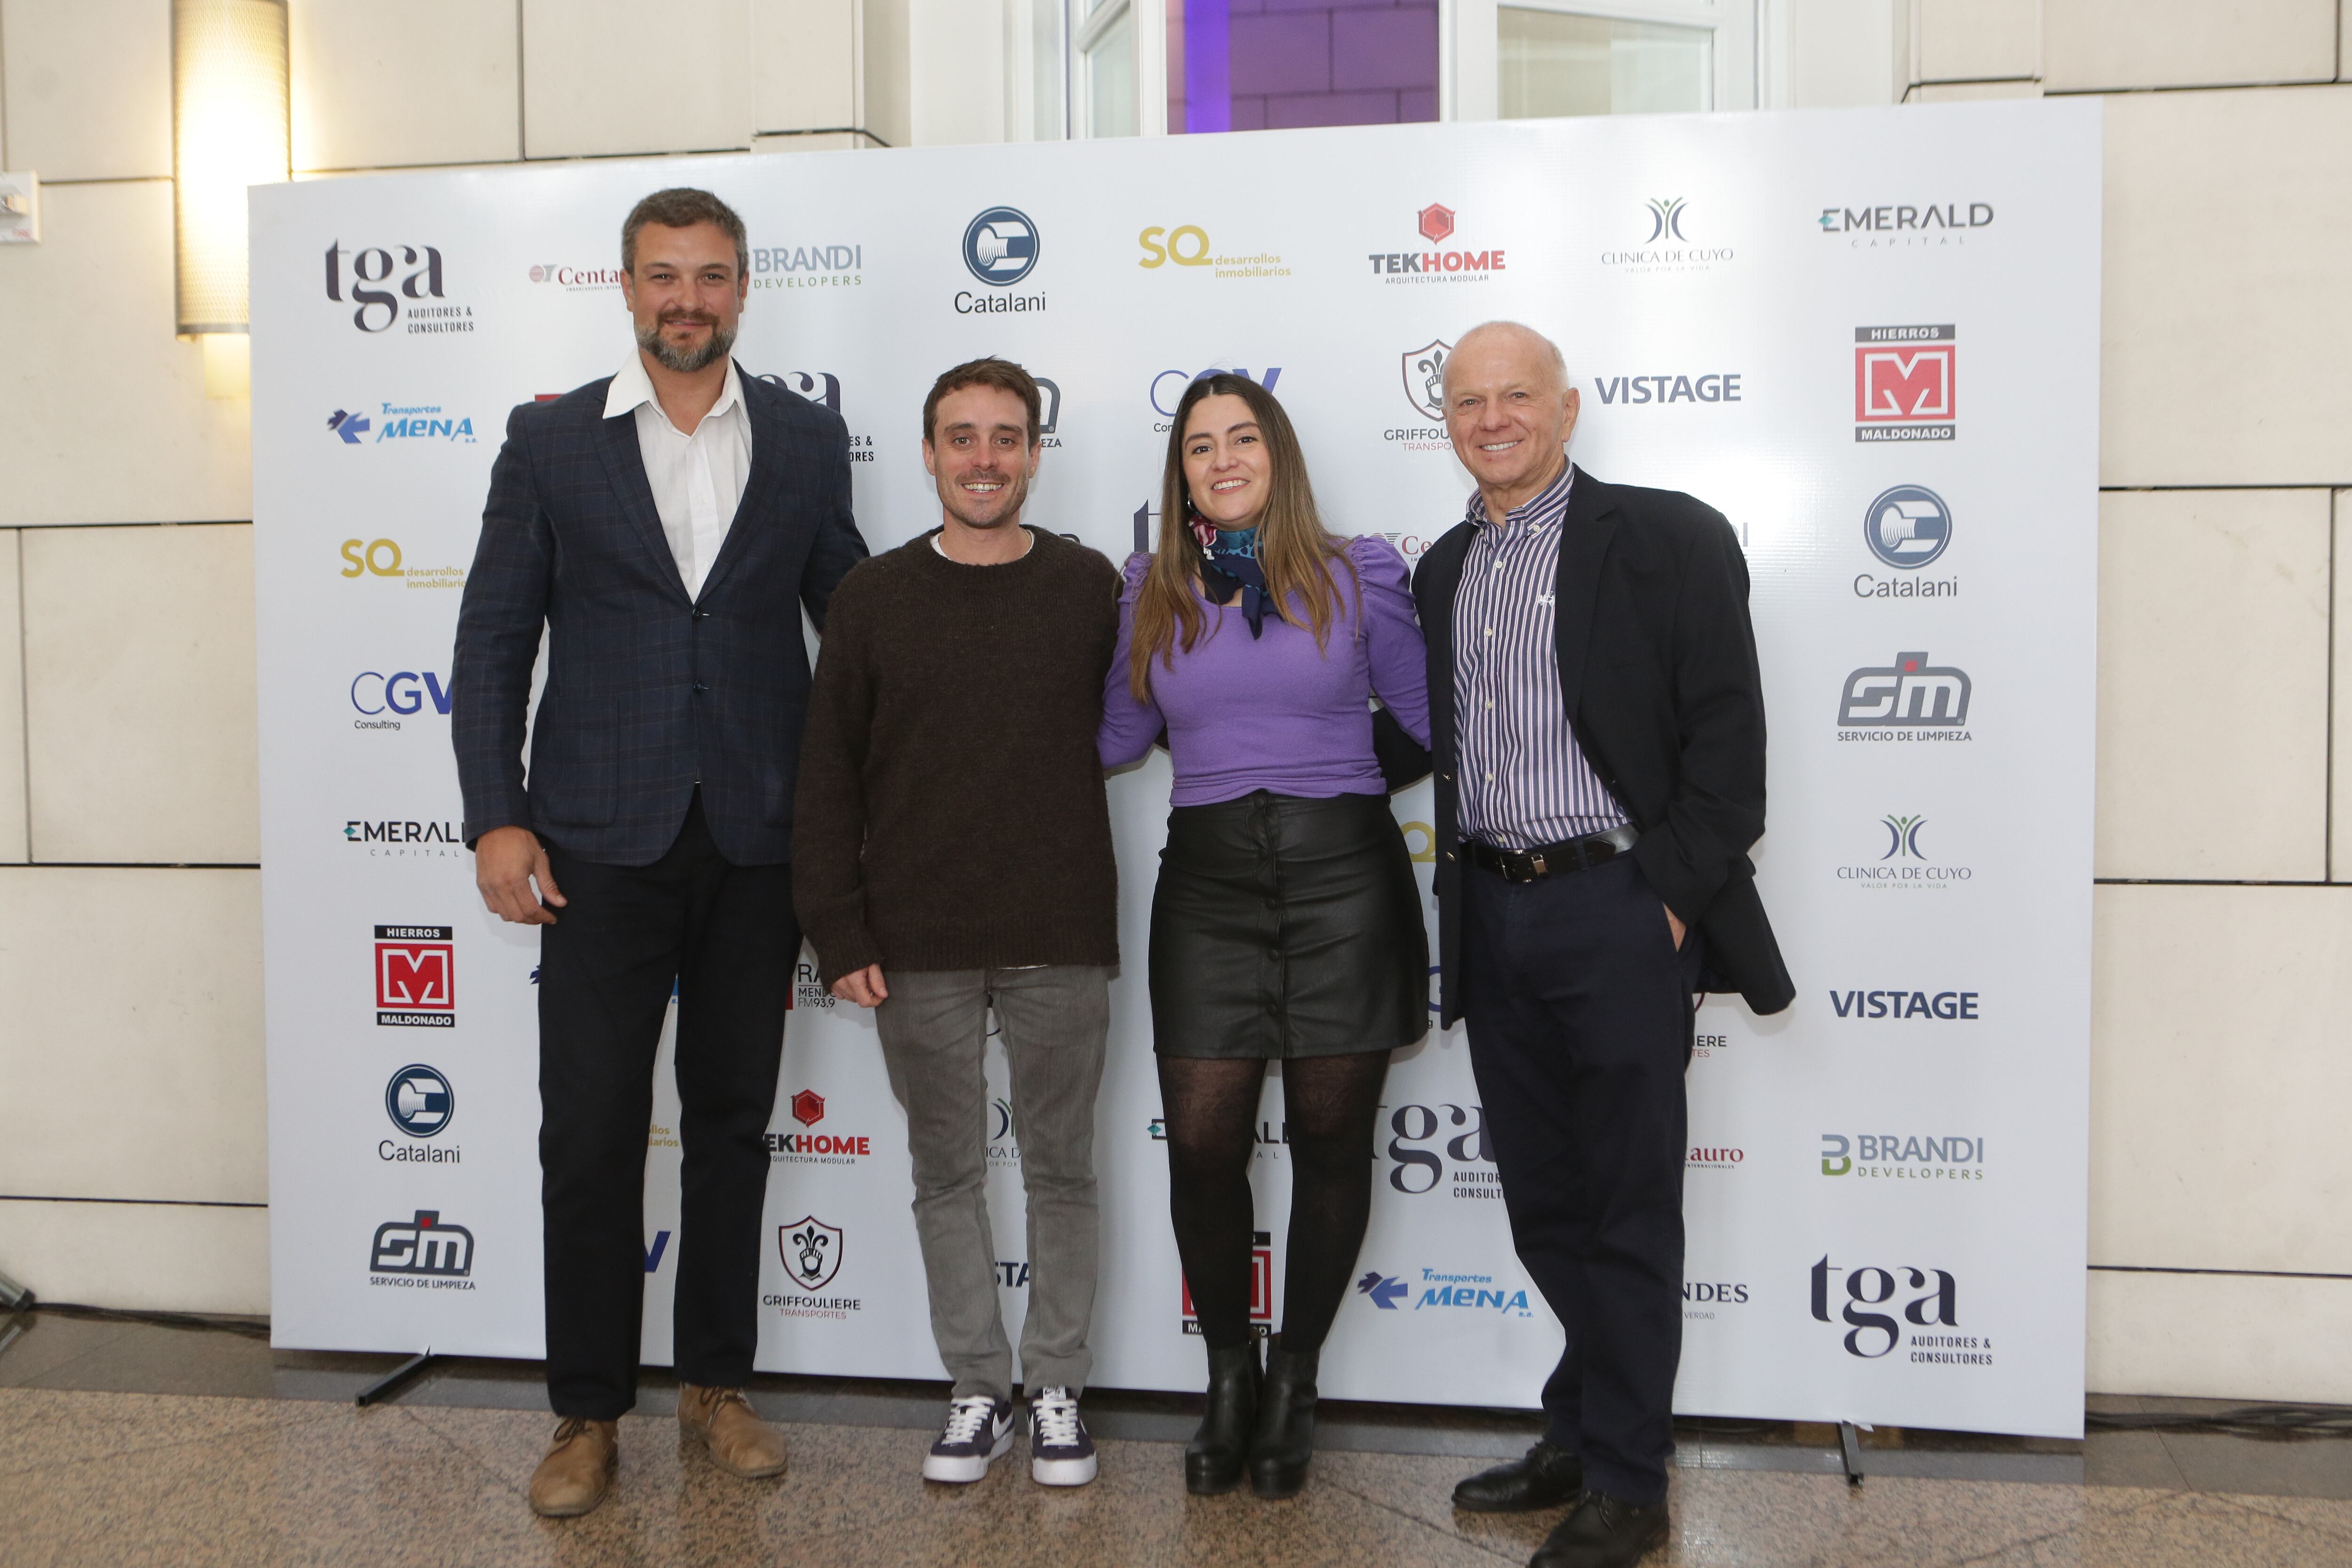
[453,188,866,1518]
[1413,321,1791,1568]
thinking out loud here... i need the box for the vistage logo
[369,1210,475,1286]
[375,924,454,1027]
[1592,372,1743,407]
[1184,1231,1274,1336]
[1355,1267,1534,1317]
[957,207,1043,313]
[527,262,625,291]
[1854,325,1956,442]
[1600,196,1734,274]
[995,1259,1031,1288]
[325,241,470,335]
[1819,202,1994,248]
[1149,366,1281,432]
[1839,813,1974,889]
[350,669,451,730]
[327,403,476,446]
[1812,1257,1984,1364]
[1837,651,1972,737]
[1821,1132,1986,1182]
[748,241,863,291]
[764,1088,872,1162]
[1827,988,1980,1020]
[384,1063,454,1138]
[1367,202,1506,283]
[1857,484,1955,597]
[1385,1102,1497,1199]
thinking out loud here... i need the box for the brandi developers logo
[1366,202,1508,284]
[369,1210,475,1287]
[1821,1132,1985,1182]
[1837,651,1971,740]
[770,1217,860,1319]
[375,924,453,1026]
[1855,325,1955,441]
[1812,1257,1986,1365]
[748,240,863,292]
[324,241,471,335]
[956,206,1043,314]
[1137,222,1289,280]
[1840,813,1974,890]
[1600,197,1734,274]
[1820,201,1994,249]
[1857,484,1955,597]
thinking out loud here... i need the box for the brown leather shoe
[678,1383,788,1479]
[529,1417,618,1518]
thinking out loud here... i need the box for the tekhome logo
[1384,1102,1498,1200]
[1148,365,1281,435]
[956,206,1043,314]
[1184,1231,1274,1337]
[1366,202,1508,284]
[1354,1267,1534,1317]
[1828,987,1980,1020]
[1137,222,1289,281]
[1821,1132,1986,1183]
[1836,651,1972,739]
[1854,325,1955,442]
[764,1089,873,1164]
[324,241,471,335]
[1600,196,1734,274]
[344,818,462,859]
[382,1064,459,1166]
[1819,201,1994,250]
[526,261,625,292]
[1856,484,1955,599]
[1839,813,1974,890]
[369,1210,475,1287]
[1812,1257,1986,1365]
[1591,371,1744,408]
[375,924,454,1027]
[749,240,864,293]
[350,669,450,732]
[326,403,477,446]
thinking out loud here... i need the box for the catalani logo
[325,241,471,335]
[1836,651,1971,738]
[1366,203,1507,283]
[1812,1257,1986,1365]
[957,206,1043,315]
[369,1210,475,1287]
[1856,484,1955,598]
[1600,197,1733,274]
[1854,325,1955,441]
[1355,1267,1534,1316]
[326,403,477,446]
[382,1063,459,1165]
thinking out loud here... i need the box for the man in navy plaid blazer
[452,188,866,1517]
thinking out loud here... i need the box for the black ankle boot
[1248,1342,1319,1499]
[1184,1342,1261,1494]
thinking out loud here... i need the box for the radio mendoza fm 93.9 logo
[769,1216,859,1319]
[1836,651,1971,740]
[382,1064,459,1164]
[956,206,1042,314]
[376,925,453,1027]
[1854,325,1955,441]
[1812,1257,1985,1365]
[1856,484,1955,598]
[370,1210,475,1287]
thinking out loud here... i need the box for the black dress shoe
[1184,1342,1261,1495]
[1248,1343,1319,1499]
[1452,1439,1584,1513]
[1531,1491,1670,1568]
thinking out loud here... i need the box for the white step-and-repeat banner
[254,99,2099,1439]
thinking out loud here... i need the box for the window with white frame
[1073,0,1141,138]
[1491,0,1754,117]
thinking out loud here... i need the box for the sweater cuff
[809,924,885,990]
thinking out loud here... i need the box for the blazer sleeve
[797,413,870,630]
[1638,510,1769,925]
[451,404,553,845]
[790,573,883,984]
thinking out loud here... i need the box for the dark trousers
[1460,852,1700,1504]
[537,792,797,1418]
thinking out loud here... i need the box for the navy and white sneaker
[923,1394,1014,1483]
[1029,1386,1097,1486]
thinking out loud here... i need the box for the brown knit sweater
[792,527,1122,985]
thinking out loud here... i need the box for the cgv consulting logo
[324,241,472,335]
[956,206,1043,314]
[1837,651,1971,739]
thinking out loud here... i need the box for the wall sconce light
[172,0,289,397]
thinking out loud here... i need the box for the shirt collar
[1467,459,1575,533]
[603,350,745,433]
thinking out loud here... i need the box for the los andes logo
[1854,325,1955,442]
[375,924,454,1027]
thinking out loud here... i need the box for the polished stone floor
[2,1311,2349,1566]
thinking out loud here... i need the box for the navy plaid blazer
[452,366,868,867]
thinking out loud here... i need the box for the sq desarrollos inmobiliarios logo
[375,924,453,1027]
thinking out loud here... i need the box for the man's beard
[637,312,736,374]
[940,466,1030,530]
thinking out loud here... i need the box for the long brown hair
[1129,374,1354,702]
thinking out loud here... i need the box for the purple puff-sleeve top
[1099,533,1433,805]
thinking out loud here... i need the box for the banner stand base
[1838,1423,1865,1486]
[355,1350,436,1408]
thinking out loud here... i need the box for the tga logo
[382,1064,459,1164]
[1355,1267,1534,1317]
[1184,1232,1274,1336]
[350,669,451,730]
[369,1210,475,1286]
[1137,223,1288,280]
[758,370,842,414]
[1600,197,1734,274]
[1837,651,1971,737]
[326,403,476,446]
[957,207,1043,314]
[1839,813,1973,889]
[1819,202,1994,247]
[375,924,454,1027]
[1854,325,1955,442]
[1821,1132,1986,1181]
[1812,1257,1986,1364]
[1385,1103,1497,1199]
[325,241,471,335]
[1150,366,1281,431]
[1367,201,1507,282]
[1857,484,1955,598]
[764,1088,872,1162]
[1827,988,1979,1020]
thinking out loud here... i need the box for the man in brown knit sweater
[794,358,1120,1488]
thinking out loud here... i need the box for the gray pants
[874,965,1110,1402]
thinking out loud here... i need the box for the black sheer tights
[1159,1052,1392,1354]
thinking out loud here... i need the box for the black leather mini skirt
[1148,790,1430,1059]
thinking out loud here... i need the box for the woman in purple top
[1101,374,1432,1500]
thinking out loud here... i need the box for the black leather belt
[1465,824,1640,883]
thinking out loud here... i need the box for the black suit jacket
[453,366,868,866]
[1413,465,1793,1022]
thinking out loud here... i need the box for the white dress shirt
[603,352,753,600]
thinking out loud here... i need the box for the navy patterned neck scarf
[1191,515,1272,638]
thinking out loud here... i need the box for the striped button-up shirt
[1453,462,1629,849]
